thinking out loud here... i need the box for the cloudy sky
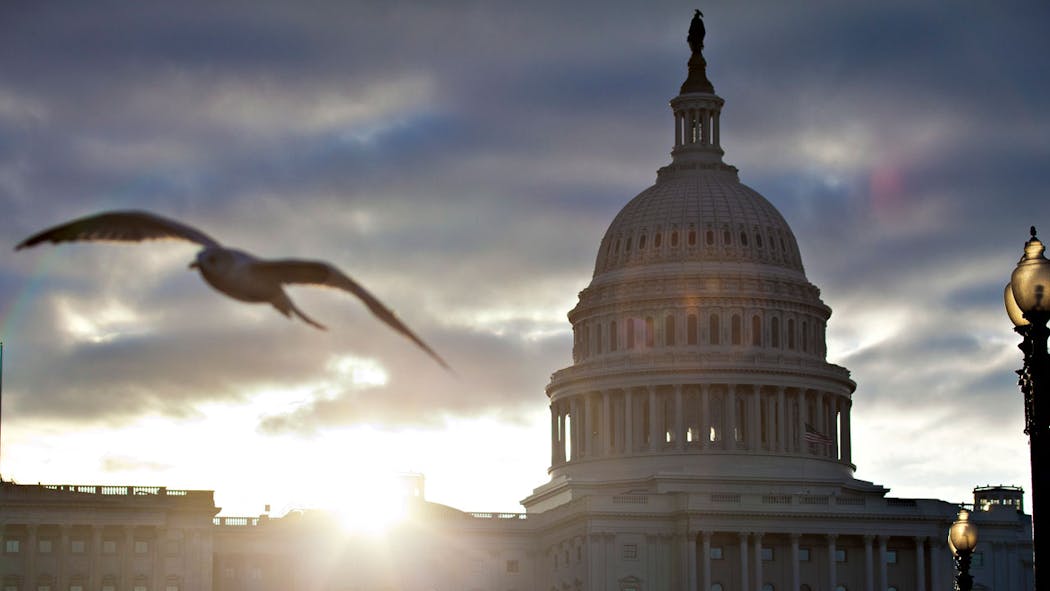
[1,1,1048,517]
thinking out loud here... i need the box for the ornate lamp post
[949,508,979,591]
[1005,226,1050,587]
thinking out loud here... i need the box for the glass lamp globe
[1010,227,1050,316]
[1005,283,1030,327]
[948,508,978,556]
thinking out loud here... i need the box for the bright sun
[324,474,414,535]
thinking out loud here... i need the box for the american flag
[804,423,833,446]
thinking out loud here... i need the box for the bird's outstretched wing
[254,259,451,371]
[16,210,221,250]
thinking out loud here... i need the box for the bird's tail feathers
[272,296,327,331]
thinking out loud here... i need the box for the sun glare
[324,475,413,535]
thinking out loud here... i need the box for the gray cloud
[1,2,1049,508]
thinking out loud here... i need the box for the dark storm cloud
[1,0,1048,459]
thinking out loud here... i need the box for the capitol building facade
[0,16,1035,591]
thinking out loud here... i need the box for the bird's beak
[189,262,199,269]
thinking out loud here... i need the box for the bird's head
[190,248,233,274]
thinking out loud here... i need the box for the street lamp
[949,508,979,591]
[1006,225,1050,587]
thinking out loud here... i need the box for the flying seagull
[16,210,450,370]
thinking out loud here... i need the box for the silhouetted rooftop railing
[468,512,528,520]
[213,516,261,527]
[40,484,197,497]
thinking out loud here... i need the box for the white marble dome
[593,168,805,278]
[540,44,857,488]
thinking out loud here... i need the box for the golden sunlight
[326,475,412,535]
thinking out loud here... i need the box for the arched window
[596,323,603,354]
[625,237,632,252]
[762,585,775,591]
[665,315,676,346]
[639,234,647,249]
[709,314,721,345]
[711,585,724,591]
[740,231,749,246]
[802,320,809,352]
[752,315,762,346]
[654,232,662,248]
[723,228,732,244]
[788,318,796,350]
[706,229,714,245]
[687,314,698,345]
[771,317,780,348]
[756,233,764,248]
[689,229,697,246]
[731,314,742,345]
[627,318,636,349]
[645,317,655,347]
[610,321,618,352]
[671,230,679,247]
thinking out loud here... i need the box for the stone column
[59,524,70,589]
[863,534,875,591]
[752,532,763,591]
[700,384,710,450]
[588,534,602,591]
[815,391,826,457]
[603,390,612,455]
[625,388,634,454]
[554,405,562,463]
[796,390,807,454]
[748,388,760,450]
[738,532,750,591]
[90,527,102,591]
[842,400,853,463]
[727,385,737,450]
[569,397,579,461]
[790,533,801,591]
[648,387,658,451]
[154,527,166,591]
[878,536,890,591]
[929,539,944,591]
[675,384,684,450]
[698,109,707,144]
[777,387,787,452]
[123,526,134,591]
[831,396,840,460]
[702,532,712,591]
[688,532,698,591]
[915,536,927,591]
[826,534,838,591]
[27,524,38,590]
